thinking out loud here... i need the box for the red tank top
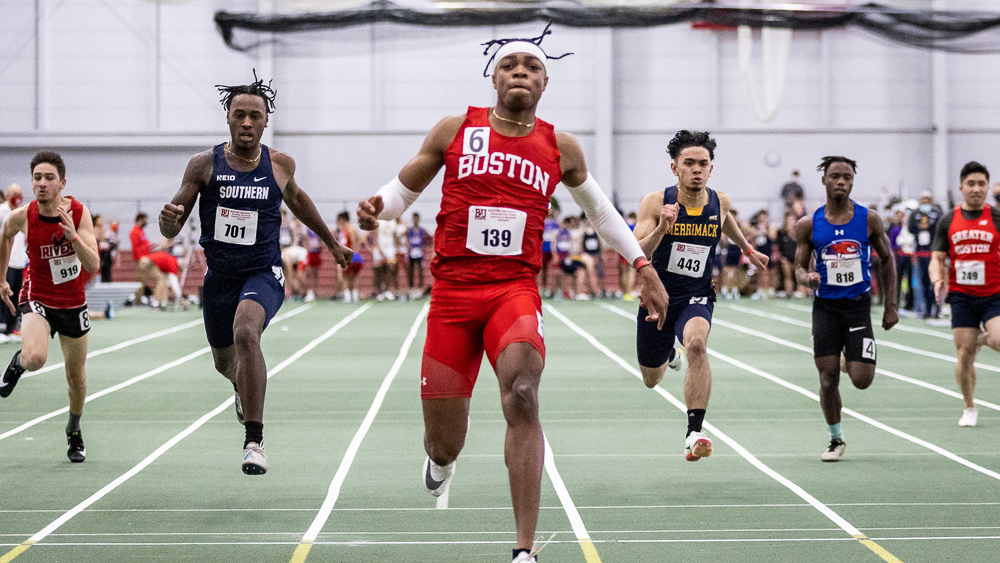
[947,204,1000,297]
[431,107,563,284]
[21,197,88,308]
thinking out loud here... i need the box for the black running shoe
[67,429,86,463]
[0,351,25,398]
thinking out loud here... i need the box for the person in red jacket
[0,151,100,463]
[931,161,1000,428]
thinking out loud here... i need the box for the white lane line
[22,318,206,380]
[292,304,428,551]
[602,303,1000,482]
[546,304,867,538]
[724,303,1000,373]
[543,433,600,557]
[3,303,371,556]
[0,304,316,441]
[709,315,1000,412]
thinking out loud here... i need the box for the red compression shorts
[306,251,322,268]
[421,277,545,399]
[147,252,179,275]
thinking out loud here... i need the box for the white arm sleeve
[565,173,645,266]
[376,177,421,221]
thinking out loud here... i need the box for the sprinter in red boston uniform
[356,27,668,563]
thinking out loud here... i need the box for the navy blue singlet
[200,144,284,277]
[651,186,722,300]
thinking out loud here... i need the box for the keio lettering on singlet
[457,152,550,194]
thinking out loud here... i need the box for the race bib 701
[214,206,258,246]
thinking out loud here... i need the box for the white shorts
[283,245,307,264]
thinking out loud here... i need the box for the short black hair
[817,156,857,175]
[667,130,716,160]
[216,69,276,114]
[30,151,66,179]
[960,161,990,182]
[337,211,350,222]
[135,212,148,223]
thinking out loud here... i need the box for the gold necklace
[491,108,535,128]
[225,142,262,164]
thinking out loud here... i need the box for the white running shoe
[304,290,316,303]
[422,456,455,497]
[668,344,686,372]
[821,438,846,461]
[512,552,537,563]
[242,442,267,475]
[684,431,713,462]
[959,407,978,427]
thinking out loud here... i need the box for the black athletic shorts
[947,291,1000,329]
[637,295,714,368]
[19,301,91,339]
[812,293,876,364]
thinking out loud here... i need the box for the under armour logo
[835,229,845,236]
[421,377,427,386]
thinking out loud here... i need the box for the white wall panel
[0,1,36,132]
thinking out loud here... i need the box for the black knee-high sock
[686,409,706,437]
[244,421,263,448]
[513,548,532,560]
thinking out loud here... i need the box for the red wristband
[634,258,650,270]
[72,233,79,242]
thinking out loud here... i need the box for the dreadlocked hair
[480,22,573,77]
[817,156,858,175]
[667,130,716,160]
[215,69,277,114]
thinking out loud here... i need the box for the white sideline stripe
[710,317,1000,412]
[1,348,209,441]
[0,304,315,441]
[543,434,596,544]
[22,318,205,380]
[4,536,1000,547]
[14,303,371,548]
[297,304,428,544]
[724,303,1000,373]
[601,302,1000,481]
[548,304,864,538]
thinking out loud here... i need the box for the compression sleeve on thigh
[565,173,645,266]
[376,177,421,221]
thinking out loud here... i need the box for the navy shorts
[202,265,285,349]
[19,301,90,339]
[947,291,1000,329]
[812,293,875,363]
[637,296,714,368]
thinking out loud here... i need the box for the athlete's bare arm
[930,250,948,302]
[794,216,820,290]
[718,192,768,271]
[272,151,352,269]
[0,208,27,314]
[633,191,678,259]
[160,150,212,239]
[868,212,898,330]
[62,205,100,274]
[557,131,668,328]
[357,115,465,231]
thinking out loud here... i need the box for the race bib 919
[466,206,526,256]
[49,255,81,285]
[215,206,258,246]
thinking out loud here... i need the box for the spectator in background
[336,212,364,303]
[540,206,559,298]
[993,182,1000,207]
[303,228,322,303]
[909,191,941,318]
[394,217,408,297]
[775,213,802,298]
[750,209,777,298]
[280,212,307,301]
[130,212,152,304]
[0,185,25,340]
[781,170,805,210]
[617,211,638,300]
[889,207,915,312]
[406,212,431,299]
[579,213,604,299]
[93,214,117,283]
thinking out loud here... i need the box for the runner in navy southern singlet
[794,156,897,461]
[0,151,100,463]
[634,130,767,462]
[159,75,353,475]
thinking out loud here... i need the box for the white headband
[492,41,548,75]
